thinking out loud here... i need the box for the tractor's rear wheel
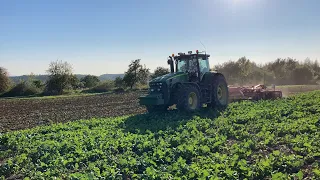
[177,85,201,112]
[146,105,168,113]
[209,75,229,109]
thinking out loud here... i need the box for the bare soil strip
[0,92,145,132]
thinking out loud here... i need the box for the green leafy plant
[1,91,320,179]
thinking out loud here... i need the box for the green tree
[45,60,74,95]
[123,59,149,89]
[237,57,252,85]
[138,64,150,85]
[27,73,45,89]
[114,76,124,88]
[150,67,170,79]
[0,67,10,93]
[267,58,287,84]
[70,75,81,89]
[312,60,320,73]
[32,80,44,89]
[214,61,241,85]
[292,66,313,85]
[80,75,100,88]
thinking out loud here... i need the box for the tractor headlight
[159,83,162,85]
[157,88,161,91]
[151,89,154,92]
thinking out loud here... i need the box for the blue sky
[1,0,320,76]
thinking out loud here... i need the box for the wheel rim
[217,86,223,99]
[217,84,227,105]
[188,92,198,109]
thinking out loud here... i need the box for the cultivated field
[0,92,145,133]
[1,91,320,179]
[1,85,320,133]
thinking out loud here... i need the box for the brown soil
[0,92,146,133]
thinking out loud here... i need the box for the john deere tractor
[139,50,229,112]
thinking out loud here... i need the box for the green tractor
[139,50,229,112]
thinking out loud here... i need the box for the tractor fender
[202,72,227,89]
[182,82,201,93]
[210,73,228,88]
[171,82,200,92]
[212,72,227,82]
[169,82,201,105]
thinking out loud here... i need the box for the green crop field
[1,91,320,179]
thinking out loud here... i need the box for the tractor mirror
[167,59,172,65]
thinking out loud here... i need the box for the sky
[1,0,320,76]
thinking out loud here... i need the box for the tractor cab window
[177,60,187,72]
[199,57,209,76]
[188,59,198,73]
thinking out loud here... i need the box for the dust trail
[280,87,289,98]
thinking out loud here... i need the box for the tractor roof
[174,53,210,60]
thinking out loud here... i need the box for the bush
[114,87,125,94]
[45,60,75,95]
[2,81,41,97]
[32,79,45,89]
[0,67,10,93]
[80,75,100,88]
[114,76,124,88]
[150,66,170,79]
[83,81,114,93]
[136,83,149,90]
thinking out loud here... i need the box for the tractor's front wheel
[177,85,201,112]
[146,105,168,113]
[209,75,229,109]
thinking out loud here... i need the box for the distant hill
[10,75,49,84]
[10,74,124,84]
[98,74,124,81]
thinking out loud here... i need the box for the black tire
[176,85,201,112]
[146,105,168,113]
[209,74,229,109]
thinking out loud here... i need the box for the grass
[1,91,320,179]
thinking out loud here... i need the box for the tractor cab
[167,50,210,82]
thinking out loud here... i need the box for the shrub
[114,76,124,88]
[0,67,10,93]
[83,80,114,93]
[2,81,41,97]
[45,60,75,95]
[32,79,45,89]
[150,66,170,79]
[80,75,100,88]
[114,87,125,94]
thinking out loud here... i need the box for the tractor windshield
[177,60,187,72]
[176,57,198,73]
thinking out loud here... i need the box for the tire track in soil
[0,92,146,132]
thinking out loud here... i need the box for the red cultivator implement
[228,84,282,102]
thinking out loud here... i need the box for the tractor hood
[150,72,187,83]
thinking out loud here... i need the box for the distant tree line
[214,57,320,86]
[0,59,168,97]
[1,56,318,97]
